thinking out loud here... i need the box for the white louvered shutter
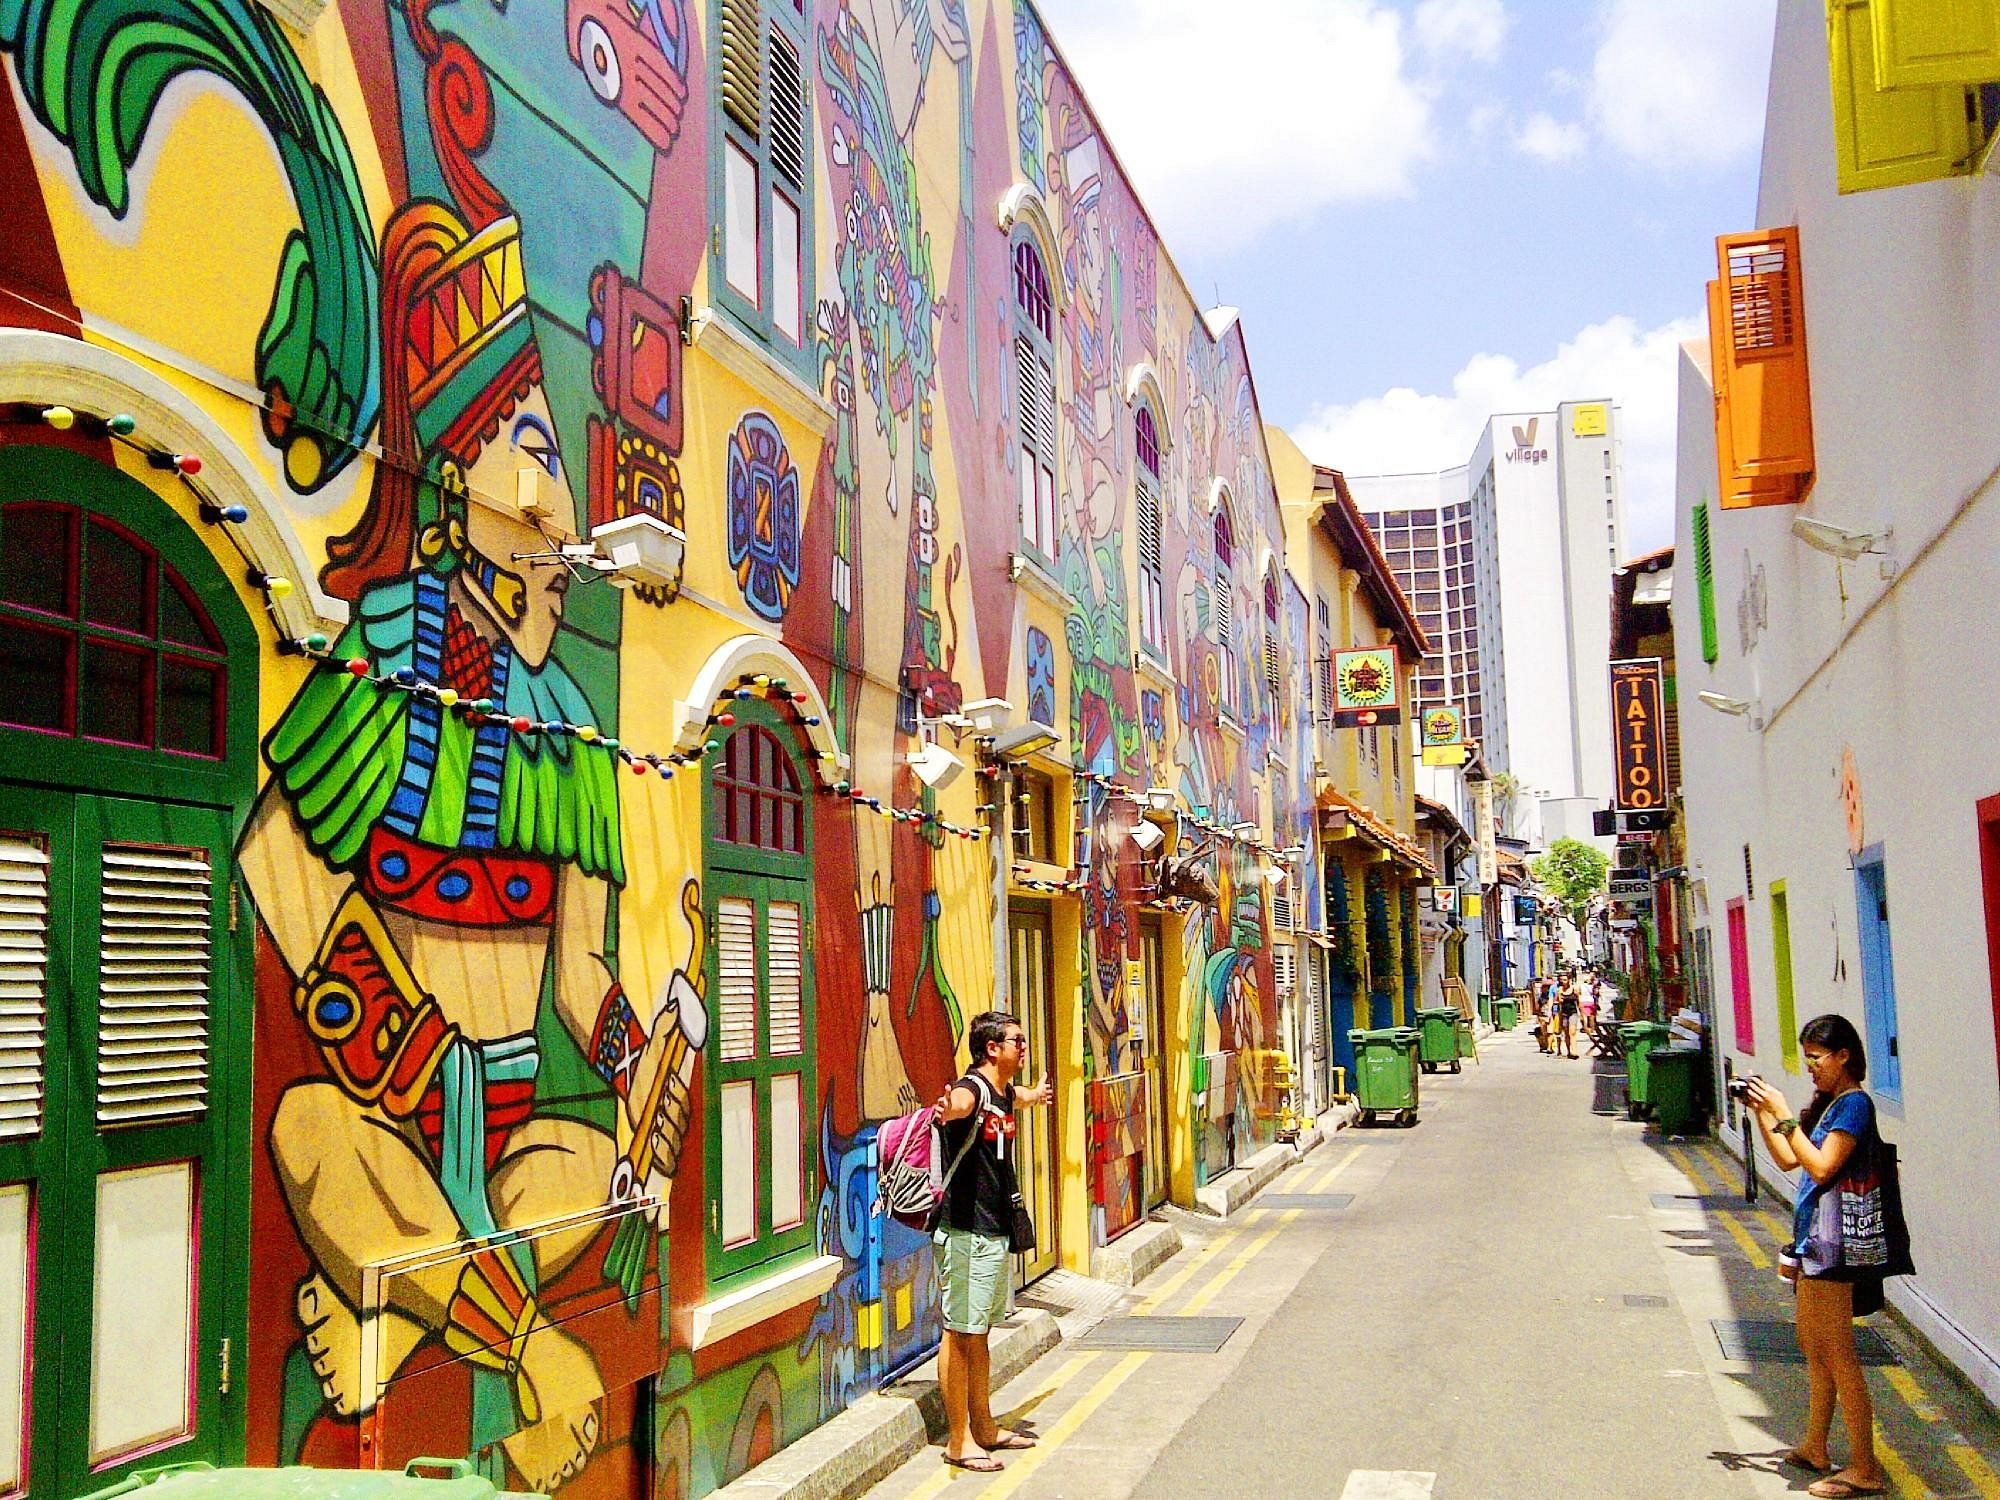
[0,837,49,1139]
[97,845,211,1126]
[766,899,804,1056]
[1269,888,1292,932]
[717,896,759,1062]
[1272,947,1296,997]
[767,25,806,192]
[1308,956,1324,1055]
[1138,478,1163,649]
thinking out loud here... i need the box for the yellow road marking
[1887,1367,1941,1423]
[1875,1422,1935,1499]
[1131,1215,1257,1313]
[1181,1211,1302,1315]
[974,1352,1151,1498]
[1665,1146,1770,1269]
[1948,1445,2000,1499]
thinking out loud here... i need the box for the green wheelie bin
[1620,1021,1673,1118]
[1493,996,1519,1030]
[1416,1007,1460,1074]
[1348,1027,1421,1126]
[1647,1046,1705,1136]
[81,1459,542,1499]
[1455,1011,1476,1064]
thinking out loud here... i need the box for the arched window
[1212,507,1236,712]
[1263,567,1282,701]
[1135,406,1165,655]
[704,709,816,1284]
[0,501,227,758]
[1013,237,1058,562]
[714,723,805,854]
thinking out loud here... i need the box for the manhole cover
[1075,1316,1243,1353]
[1711,1319,1897,1365]
[1622,1294,1669,1308]
[1651,1193,1755,1210]
[1257,1193,1354,1211]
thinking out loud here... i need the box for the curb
[1190,1103,1359,1217]
[1091,1217,1181,1286]
[707,1309,1062,1500]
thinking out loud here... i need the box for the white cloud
[1513,111,1587,162]
[1414,0,1509,62]
[1031,0,1434,255]
[1585,0,1777,169]
[1291,311,1704,552]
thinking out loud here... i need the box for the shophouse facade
[0,0,1328,1491]
[1674,0,2000,1408]
[1268,432,1433,1106]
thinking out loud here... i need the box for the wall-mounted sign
[1470,778,1497,887]
[1432,885,1458,913]
[1505,417,1549,465]
[1609,657,1667,811]
[1515,896,1539,925]
[1420,703,1467,767]
[1608,875,1653,900]
[1571,403,1608,437]
[1333,646,1402,728]
[1463,890,1483,919]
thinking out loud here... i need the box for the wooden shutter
[716,896,758,1062]
[96,845,210,1126]
[1211,571,1233,653]
[1708,228,1816,512]
[1272,946,1296,996]
[1870,0,2000,90]
[1828,0,1979,194]
[0,837,48,1140]
[1015,336,1054,458]
[766,899,803,1056]
[1691,503,1719,664]
[767,24,806,191]
[719,0,763,138]
[1264,626,1282,699]
[1270,888,1293,933]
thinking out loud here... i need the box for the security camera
[1696,691,1753,717]
[1791,516,1891,561]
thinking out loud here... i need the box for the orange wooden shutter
[1710,229,1815,509]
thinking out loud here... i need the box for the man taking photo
[931,1010,1054,1472]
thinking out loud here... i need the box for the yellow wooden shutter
[1870,0,2000,89]
[1829,0,1980,194]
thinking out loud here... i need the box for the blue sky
[1033,0,1780,551]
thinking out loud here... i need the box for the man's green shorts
[934,1226,1010,1335]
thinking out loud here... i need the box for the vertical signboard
[1419,703,1467,767]
[1609,658,1667,811]
[1470,777,1498,887]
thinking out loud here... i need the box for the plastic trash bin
[1647,1047,1704,1136]
[1454,1012,1476,1063]
[80,1459,541,1499]
[1347,1027,1421,1126]
[1494,997,1519,1030]
[1620,1022,1673,1118]
[1416,1008,1460,1074]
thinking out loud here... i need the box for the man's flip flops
[943,1453,1004,1472]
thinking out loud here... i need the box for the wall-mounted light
[1130,820,1166,854]
[908,742,966,791]
[1145,786,1177,815]
[991,720,1059,760]
[1696,691,1753,717]
[960,698,1013,733]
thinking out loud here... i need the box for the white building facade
[1673,0,2000,1406]
[1354,402,1626,849]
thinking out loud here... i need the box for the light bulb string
[284,640,992,841]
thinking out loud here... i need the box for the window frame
[1012,234,1059,566]
[1011,767,1058,865]
[1852,843,1902,1104]
[1770,879,1800,1074]
[709,0,816,374]
[1134,403,1166,658]
[702,700,818,1288]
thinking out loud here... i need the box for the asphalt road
[864,1028,2000,1499]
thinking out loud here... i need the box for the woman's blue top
[1791,1089,1873,1254]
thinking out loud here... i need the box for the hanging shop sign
[1332,646,1403,728]
[1609,875,1655,901]
[1432,885,1458,913]
[1515,895,1540,925]
[1609,657,1667,811]
[1470,778,1497,887]
[1419,703,1467,766]
[1462,890,1482,919]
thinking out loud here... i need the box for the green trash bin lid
[79,1460,539,1500]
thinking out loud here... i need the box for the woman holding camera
[1741,1014,1887,1499]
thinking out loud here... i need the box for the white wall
[1675,0,2000,1400]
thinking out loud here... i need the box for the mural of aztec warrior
[236,187,685,1490]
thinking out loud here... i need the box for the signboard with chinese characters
[1609,657,1668,811]
[1332,646,1403,727]
[1470,778,1497,887]
[1419,703,1467,766]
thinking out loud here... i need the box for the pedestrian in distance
[931,1010,1054,1472]
[1558,975,1581,1059]
[1742,1014,1891,1499]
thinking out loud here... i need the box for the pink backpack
[874,1079,990,1231]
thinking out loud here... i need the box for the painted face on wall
[458,382,576,668]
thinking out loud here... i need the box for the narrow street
[866,1031,2000,1500]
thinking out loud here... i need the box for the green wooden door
[0,785,240,1494]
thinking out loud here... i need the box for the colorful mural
[0,0,1341,1491]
